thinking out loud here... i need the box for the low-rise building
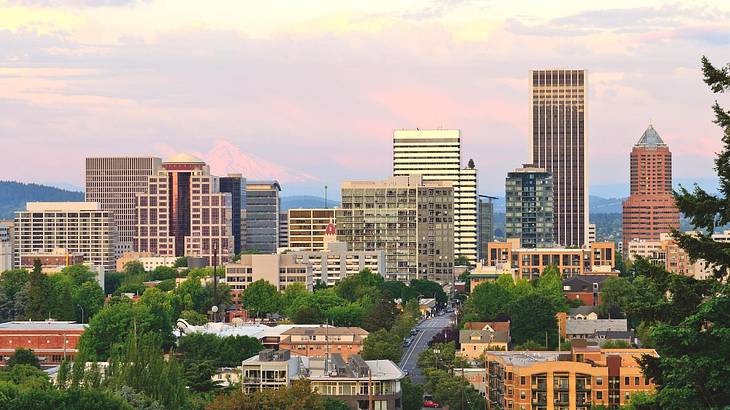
[486,240,616,280]
[224,254,313,309]
[459,321,511,360]
[455,367,488,397]
[562,274,616,307]
[564,319,628,341]
[278,326,369,360]
[485,347,658,410]
[115,252,178,272]
[0,321,87,367]
[18,248,85,272]
[626,233,718,279]
[242,349,405,409]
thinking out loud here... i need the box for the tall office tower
[279,212,288,249]
[393,129,478,264]
[505,164,554,248]
[287,208,336,251]
[134,154,234,264]
[14,202,117,271]
[245,181,281,253]
[529,69,588,247]
[622,125,680,247]
[477,197,494,261]
[219,174,246,255]
[337,175,454,283]
[0,221,14,272]
[85,157,161,256]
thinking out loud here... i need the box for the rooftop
[0,320,87,331]
[23,202,101,212]
[163,153,205,164]
[566,319,628,335]
[636,124,666,147]
[281,326,368,336]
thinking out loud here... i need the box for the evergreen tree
[25,259,47,320]
[636,57,730,409]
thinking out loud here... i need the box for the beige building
[337,175,454,283]
[14,202,117,272]
[279,326,369,360]
[393,129,478,264]
[284,225,386,286]
[626,233,716,279]
[115,252,178,272]
[485,347,657,410]
[133,154,234,265]
[0,221,13,272]
[85,157,161,256]
[287,208,336,250]
[225,254,313,310]
[459,321,511,360]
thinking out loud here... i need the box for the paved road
[399,312,455,384]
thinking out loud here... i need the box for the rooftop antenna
[324,185,328,209]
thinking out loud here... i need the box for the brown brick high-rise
[622,125,680,248]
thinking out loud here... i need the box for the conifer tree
[25,259,47,320]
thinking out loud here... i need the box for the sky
[0,0,729,198]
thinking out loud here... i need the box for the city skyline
[0,1,728,197]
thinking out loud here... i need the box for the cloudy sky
[0,0,728,197]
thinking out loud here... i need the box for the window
[596,377,603,386]
[635,376,640,385]
[597,391,603,400]
[520,391,525,399]
[520,376,526,385]
[625,376,630,385]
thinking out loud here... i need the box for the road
[399,312,455,384]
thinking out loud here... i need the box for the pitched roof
[568,306,598,317]
[636,124,666,147]
[459,329,510,344]
[463,321,510,332]
[562,275,612,292]
[566,319,628,335]
[281,326,369,336]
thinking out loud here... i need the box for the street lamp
[76,304,85,324]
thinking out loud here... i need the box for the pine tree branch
[702,56,730,93]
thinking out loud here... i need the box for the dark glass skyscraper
[529,69,588,247]
[219,174,246,255]
[245,181,281,253]
[505,164,554,248]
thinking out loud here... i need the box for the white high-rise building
[393,129,477,264]
[14,202,117,272]
[529,69,589,247]
[0,221,13,272]
[86,157,161,256]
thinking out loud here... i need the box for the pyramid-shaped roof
[636,124,666,147]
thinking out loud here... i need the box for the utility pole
[324,185,328,209]
[212,245,218,322]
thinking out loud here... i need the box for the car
[422,400,441,408]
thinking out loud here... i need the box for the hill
[281,195,340,211]
[0,181,84,219]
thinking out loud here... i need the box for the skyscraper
[245,181,281,253]
[529,69,588,247]
[477,196,494,261]
[393,129,477,264]
[337,175,454,283]
[219,174,246,255]
[622,125,680,247]
[505,164,554,248]
[85,157,161,256]
[133,154,233,264]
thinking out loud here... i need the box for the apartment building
[278,326,369,360]
[85,157,161,256]
[485,347,657,410]
[245,181,281,253]
[486,241,616,279]
[224,253,312,309]
[505,164,554,248]
[287,208,336,250]
[337,175,454,283]
[242,350,405,410]
[393,129,478,264]
[625,233,713,278]
[0,221,13,272]
[14,202,117,272]
[133,154,234,265]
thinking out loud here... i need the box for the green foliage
[184,361,221,393]
[174,256,188,268]
[409,279,447,305]
[123,261,146,276]
[361,329,401,362]
[418,350,485,410]
[177,333,263,368]
[180,309,208,325]
[6,349,40,369]
[26,259,47,320]
[401,377,424,410]
[207,379,326,410]
[240,279,280,317]
[151,266,178,281]
[361,294,397,332]
[601,340,631,348]
[455,255,472,267]
[513,340,546,351]
[323,397,350,410]
[598,277,636,318]
[510,294,558,348]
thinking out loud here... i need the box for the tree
[6,349,40,368]
[207,379,326,410]
[74,281,105,323]
[280,282,308,314]
[180,309,207,325]
[184,360,221,393]
[510,294,558,348]
[401,377,424,410]
[174,256,188,268]
[361,329,401,362]
[151,266,177,281]
[292,305,324,324]
[463,281,511,322]
[361,294,397,332]
[25,259,47,320]
[630,57,730,409]
[598,277,636,318]
[602,340,631,348]
[177,333,262,367]
[123,261,146,276]
[513,340,546,351]
[240,279,280,318]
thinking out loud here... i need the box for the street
[399,312,455,385]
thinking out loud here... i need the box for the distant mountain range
[281,195,340,211]
[0,181,84,219]
[489,195,624,214]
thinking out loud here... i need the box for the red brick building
[562,274,616,307]
[278,326,369,360]
[622,125,680,248]
[0,321,87,367]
